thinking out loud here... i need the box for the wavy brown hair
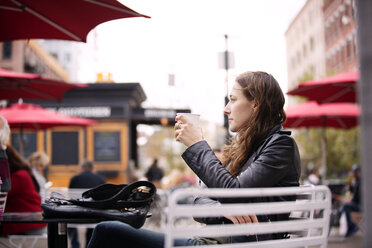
[221,71,286,176]
[6,145,40,193]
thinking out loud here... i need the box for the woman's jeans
[87,221,207,248]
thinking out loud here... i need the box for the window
[2,41,12,60]
[11,132,37,159]
[310,37,315,51]
[303,44,307,58]
[346,39,352,60]
[52,131,79,165]
[50,53,58,60]
[64,53,71,62]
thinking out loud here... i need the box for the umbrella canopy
[0,102,97,129]
[283,101,360,180]
[0,68,83,101]
[283,101,360,129]
[0,102,97,156]
[287,71,359,104]
[0,0,149,42]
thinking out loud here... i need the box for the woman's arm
[193,196,228,224]
[182,134,299,189]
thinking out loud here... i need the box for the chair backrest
[165,185,331,248]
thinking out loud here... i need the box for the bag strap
[82,183,127,200]
[69,181,156,210]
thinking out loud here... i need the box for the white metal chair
[165,185,331,248]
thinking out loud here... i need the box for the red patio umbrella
[283,101,360,129]
[0,68,84,101]
[0,0,149,42]
[287,71,359,104]
[0,102,97,155]
[283,101,360,179]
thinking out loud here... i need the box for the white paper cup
[177,113,200,128]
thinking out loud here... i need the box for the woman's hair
[221,71,286,176]
[6,145,40,193]
[28,151,50,169]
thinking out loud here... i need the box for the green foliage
[294,127,360,179]
[141,126,187,175]
[298,71,314,83]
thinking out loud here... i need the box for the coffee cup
[176,113,200,128]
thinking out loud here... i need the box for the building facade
[285,0,359,103]
[0,40,70,81]
[285,0,326,97]
[324,0,358,74]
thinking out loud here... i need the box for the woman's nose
[223,104,230,115]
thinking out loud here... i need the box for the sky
[81,0,306,125]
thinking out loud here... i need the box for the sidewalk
[328,226,363,248]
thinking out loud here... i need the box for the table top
[0,212,106,224]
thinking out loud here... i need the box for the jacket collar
[254,124,289,150]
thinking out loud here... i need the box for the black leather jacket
[182,125,301,243]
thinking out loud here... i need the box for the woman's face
[224,82,256,132]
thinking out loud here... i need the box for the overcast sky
[83,0,306,125]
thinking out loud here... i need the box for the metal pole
[320,125,327,181]
[357,0,372,246]
[224,34,230,143]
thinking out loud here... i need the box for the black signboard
[94,131,121,162]
[52,131,79,165]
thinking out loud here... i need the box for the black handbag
[41,181,156,229]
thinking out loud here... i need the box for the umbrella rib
[291,117,306,128]
[0,5,22,11]
[335,118,347,129]
[10,0,82,41]
[84,0,146,17]
[321,86,354,104]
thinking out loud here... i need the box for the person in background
[87,71,301,247]
[28,151,50,203]
[0,115,11,193]
[2,145,46,235]
[68,159,106,248]
[339,164,361,237]
[145,158,164,187]
[304,169,321,186]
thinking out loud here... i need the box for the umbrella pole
[320,117,327,182]
[19,124,24,158]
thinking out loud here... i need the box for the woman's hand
[224,215,258,236]
[174,114,203,147]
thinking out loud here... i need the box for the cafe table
[0,212,105,248]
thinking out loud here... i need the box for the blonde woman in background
[28,152,50,202]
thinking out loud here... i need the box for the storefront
[10,83,189,186]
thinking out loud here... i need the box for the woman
[87,71,301,247]
[28,151,50,203]
[2,146,46,235]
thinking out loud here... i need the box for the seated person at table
[87,71,301,247]
[28,151,50,203]
[1,146,46,235]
